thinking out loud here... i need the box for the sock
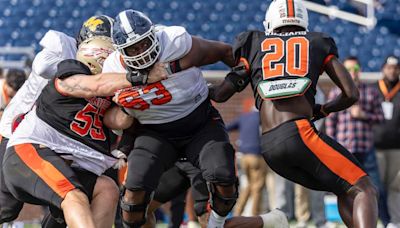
[207,210,226,228]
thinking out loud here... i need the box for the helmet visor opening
[124,37,152,57]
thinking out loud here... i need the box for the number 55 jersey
[233,30,338,108]
[7,60,116,176]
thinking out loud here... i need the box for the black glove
[312,104,329,122]
[126,67,148,86]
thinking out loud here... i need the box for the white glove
[111,149,127,169]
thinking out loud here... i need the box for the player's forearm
[209,80,236,103]
[94,73,132,97]
[323,93,358,113]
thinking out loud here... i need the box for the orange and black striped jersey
[233,30,338,109]
[36,59,112,155]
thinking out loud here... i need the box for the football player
[0,15,117,226]
[59,9,238,228]
[2,36,127,228]
[209,0,378,227]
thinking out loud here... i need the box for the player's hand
[312,104,329,122]
[147,62,169,83]
[113,87,140,108]
[111,149,127,169]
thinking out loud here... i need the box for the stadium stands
[0,0,399,71]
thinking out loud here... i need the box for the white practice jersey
[8,107,116,176]
[0,30,77,138]
[102,26,209,124]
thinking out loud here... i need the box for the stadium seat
[0,0,398,71]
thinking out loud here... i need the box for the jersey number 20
[261,37,309,79]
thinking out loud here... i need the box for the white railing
[0,46,35,69]
[302,0,376,28]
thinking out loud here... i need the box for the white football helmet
[112,10,160,70]
[263,0,309,33]
[76,36,115,74]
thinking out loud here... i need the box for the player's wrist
[126,68,148,86]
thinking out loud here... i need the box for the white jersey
[7,107,116,176]
[0,79,10,111]
[102,26,209,124]
[0,30,77,138]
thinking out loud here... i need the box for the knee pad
[207,181,238,217]
[120,187,154,228]
[41,209,66,228]
[201,142,236,184]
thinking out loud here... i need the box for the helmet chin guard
[264,0,309,34]
[113,10,161,70]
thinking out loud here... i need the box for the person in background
[374,55,400,228]
[0,69,26,118]
[227,98,267,216]
[326,56,390,226]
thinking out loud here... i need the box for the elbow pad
[225,61,250,92]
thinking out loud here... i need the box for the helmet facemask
[115,26,160,70]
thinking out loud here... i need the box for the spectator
[227,98,267,216]
[326,56,390,226]
[374,55,400,228]
[0,69,26,117]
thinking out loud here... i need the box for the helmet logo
[84,17,104,32]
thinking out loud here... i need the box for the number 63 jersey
[233,30,338,109]
[103,26,209,124]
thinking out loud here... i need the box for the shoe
[260,209,289,228]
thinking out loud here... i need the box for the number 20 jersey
[233,30,338,109]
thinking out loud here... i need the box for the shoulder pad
[56,59,92,79]
[158,26,192,62]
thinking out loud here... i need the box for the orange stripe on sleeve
[239,57,250,73]
[54,79,69,97]
[320,54,335,74]
[295,120,366,185]
[14,144,76,198]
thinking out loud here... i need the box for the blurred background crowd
[0,0,399,227]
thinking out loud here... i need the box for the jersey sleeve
[232,31,253,63]
[320,34,339,59]
[32,30,77,79]
[56,59,92,79]
[157,26,193,62]
[102,51,127,73]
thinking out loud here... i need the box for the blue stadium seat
[0,0,398,71]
